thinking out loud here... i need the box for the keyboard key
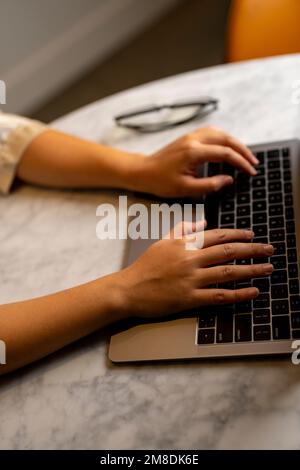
[235,314,252,342]
[253,309,270,324]
[289,264,299,278]
[235,301,252,313]
[282,147,290,157]
[216,313,233,343]
[253,278,270,292]
[268,170,281,181]
[272,316,290,340]
[284,170,292,181]
[271,269,287,285]
[253,188,266,199]
[253,236,268,244]
[222,185,235,199]
[285,207,294,220]
[268,149,280,158]
[291,312,300,329]
[271,256,286,270]
[235,281,251,289]
[284,182,292,193]
[236,258,251,265]
[283,159,290,169]
[253,177,266,189]
[256,166,265,177]
[288,249,298,263]
[199,312,216,328]
[198,329,215,344]
[289,279,299,295]
[253,225,268,237]
[253,257,269,265]
[268,159,280,169]
[221,200,234,212]
[221,213,234,225]
[272,299,289,315]
[290,296,300,311]
[237,217,251,229]
[268,181,282,192]
[269,217,284,229]
[287,234,296,248]
[237,205,250,217]
[270,229,285,242]
[253,200,266,212]
[255,151,265,163]
[237,180,250,192]
[254,294,270,309]
[272,242,286,255]
[254,325,271,341]
[237,193,250,205]
[271,284,288,299]
[269,205,283,216]
[292,330,300,339]
[285,194,293,206]
[222,163,235,177]
[286,220,296,233]
[253,213,267,224]
[269,193,283,204]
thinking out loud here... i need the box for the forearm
[0,273,126,374]
[17,129,146,191]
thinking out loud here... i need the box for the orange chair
[226,0,300,62]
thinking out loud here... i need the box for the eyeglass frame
[114,98,219,133]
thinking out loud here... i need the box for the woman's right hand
[116,228,274,319]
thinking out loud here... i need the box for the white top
[0,111,47,194]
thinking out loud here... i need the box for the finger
[167,219,207,239]
[183,174,233,196]
[195,287,259,306]
[197,242,274,267]
[202,228,254,247]
[192,127,258,166]
[199,144,257,176]
[223,133,258,166]
[197,263,274,287]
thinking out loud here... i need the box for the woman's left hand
[135,126,258,198]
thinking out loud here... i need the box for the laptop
[109,139,300,361]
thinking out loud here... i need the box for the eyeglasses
[114,97,218,133]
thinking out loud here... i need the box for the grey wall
[0,0,180,114]
[0,0,104,72]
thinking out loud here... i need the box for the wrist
[120,153,150,193]
[95,270,133,323]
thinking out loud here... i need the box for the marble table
[1,54,300,450]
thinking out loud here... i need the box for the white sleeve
[0,112,47,195]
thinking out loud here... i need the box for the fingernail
[224,176,233,184]
[263,244,274,255]
[251,287,260,297]
[245,230,254,238]
[253,157,259,165]
[250,167,257,176]
[262,263,274,274]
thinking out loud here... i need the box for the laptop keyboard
[197,146,300,345]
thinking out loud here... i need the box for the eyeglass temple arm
[114,98,218,122]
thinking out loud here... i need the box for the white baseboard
[3,0,180,115]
